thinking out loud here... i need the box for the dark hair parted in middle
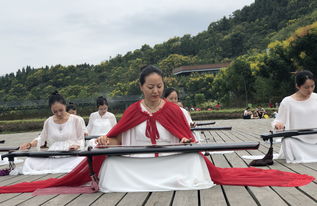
[48,91,66,108]
[163,88,179,98]
[139,65,163,85]
[97,96,108,107]
[295,70,315,87]
[66,102,77,112]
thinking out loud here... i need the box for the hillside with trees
[1,0,317,112]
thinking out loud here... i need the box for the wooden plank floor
[0,119,317,206]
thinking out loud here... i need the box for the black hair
[295,70,314,87]
[97,96,108,107]
[66,102,77,112]
[246,107,250,110]
[139,65,163,85]
[163,88,179,98]
[48,91,66,107]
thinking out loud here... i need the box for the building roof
[173,63,230,75]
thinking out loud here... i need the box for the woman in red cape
[0,65,314,194]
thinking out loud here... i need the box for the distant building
[173,63,230,76]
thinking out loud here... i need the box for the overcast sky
[0,0,254,76]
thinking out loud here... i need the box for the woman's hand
[180,137,192,143]
[96,135,110,145]
[274,122,285,130]
[20,142,32,150]
[20,140,37,150]
[69,145,80,151]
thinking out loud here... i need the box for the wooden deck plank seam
[168,191,176,206]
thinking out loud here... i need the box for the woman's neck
[293,91,311,101]
[143,99,161,108]
[142,99,163,113]
[54,113,69,124]
[99,111,106,117]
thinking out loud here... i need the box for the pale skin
[166,91,178,104]
[96,73,192,145]
[20,102,80,150]
[274,79,315,130]
[98,105,108,117]
[67,109,77,115]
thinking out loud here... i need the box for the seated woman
[17,92,86,175]
[66,102,77,115]
[243,107,253,119]
[163,87,200,142]
[87,96,117,136]
[95,66,214,192]
[273,70,317,163]
[163,87,194,127]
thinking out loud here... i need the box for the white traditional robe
[87,112,117,136]
[272,93,317,163]
[98,103,214,193]
[17,115,86,175]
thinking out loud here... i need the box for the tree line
[0,0,316,110]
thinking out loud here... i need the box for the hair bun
[52,90,59,96]
[140,65,149,72]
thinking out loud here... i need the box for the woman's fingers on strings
[96,135,109,145]
[20,143,31,150]
[69,145,80,150]
[180,137,192,143]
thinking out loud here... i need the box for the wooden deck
[0,119,317,206]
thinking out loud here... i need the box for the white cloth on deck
[18,114,85,175]
[98,103,214,193]
[272,93,317,163]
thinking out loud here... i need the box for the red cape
[0,100,314,193]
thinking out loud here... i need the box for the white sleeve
[109,113,117,127]
[74,117,85,150]
[86,113,94,135]
[271,100,290,129]
[33,135,40,142]
[37,119,49,150]
[181,108,193,126]
[80,116,88,134]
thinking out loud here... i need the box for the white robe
[18,115,86,175]
[98,103,214,193]
[272,93,317,163]
[87,111,117,136]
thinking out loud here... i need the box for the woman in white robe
[17,92,85,175]
[273,70,317,163]
[163,87,201,141]
[96,65,214,193]
[87,96,117,136]
[163,88,194,126]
